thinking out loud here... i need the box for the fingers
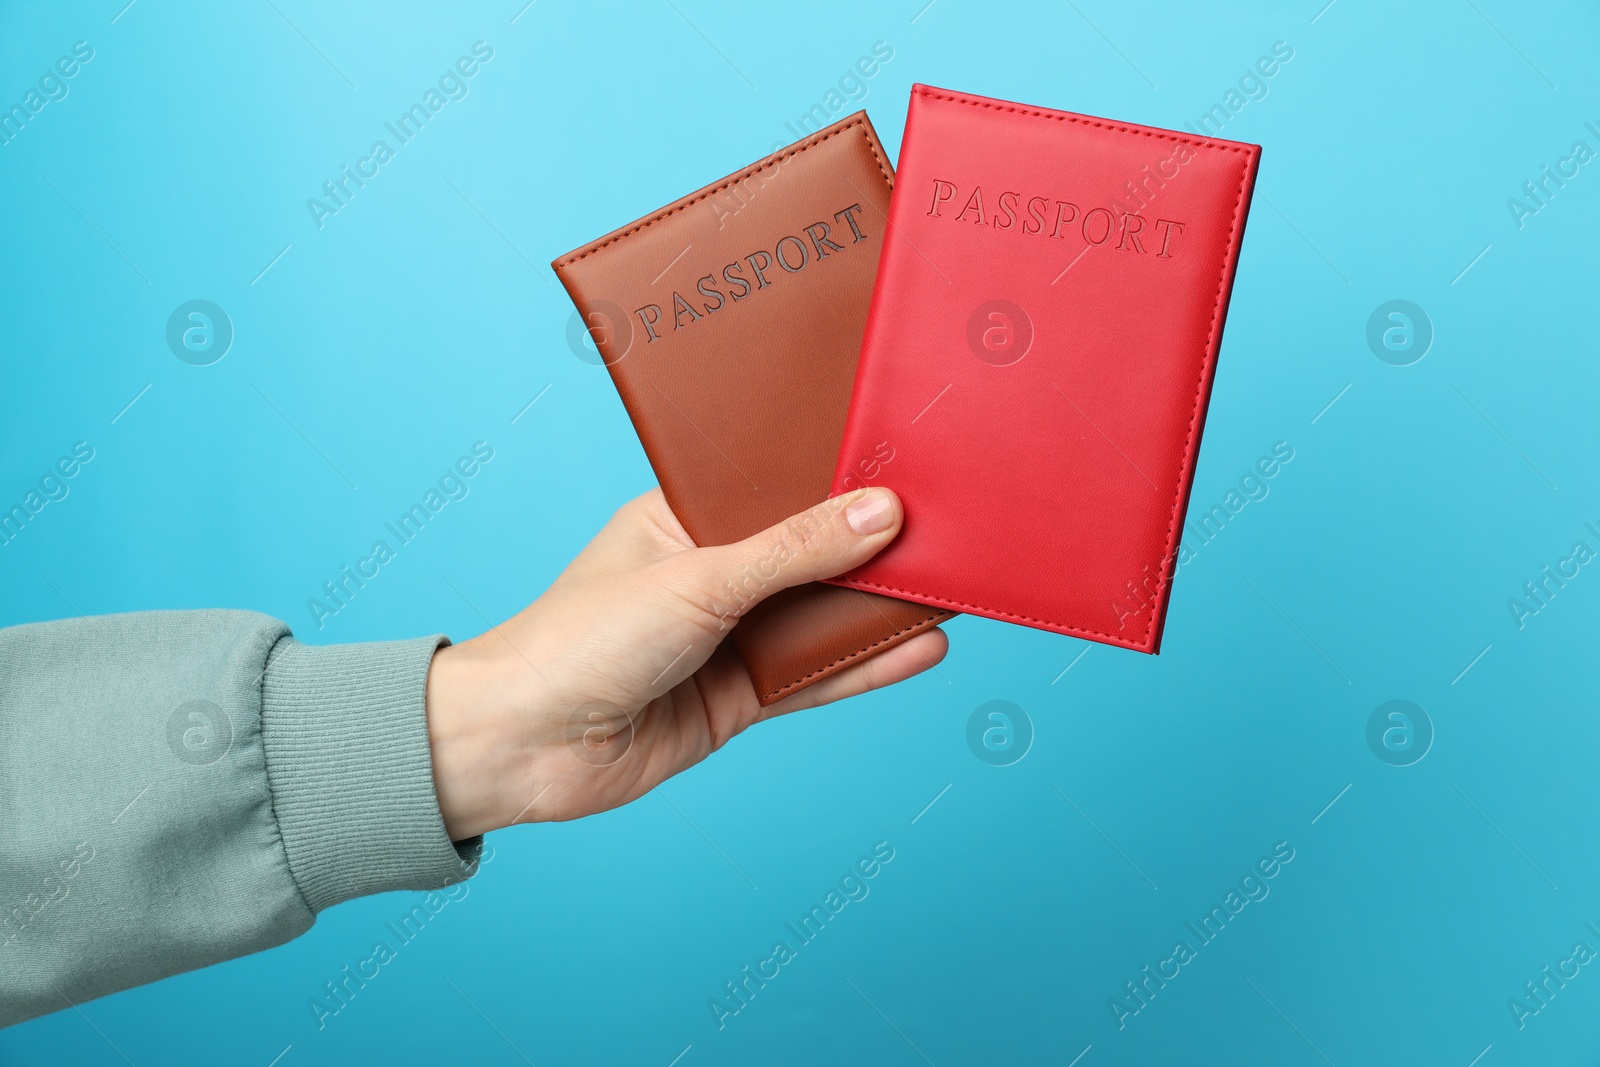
[759,627,949,718]
[691,487,904,613]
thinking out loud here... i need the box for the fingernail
[845,490,894,535]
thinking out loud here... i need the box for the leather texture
[552,113,952,704]
[828,85,1261,653]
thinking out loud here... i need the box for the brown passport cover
[552,113,951,705]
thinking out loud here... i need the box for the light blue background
[3,1,1598,1063]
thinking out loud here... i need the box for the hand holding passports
[554,84,1261,699]
[553,116,951,706]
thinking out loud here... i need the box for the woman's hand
[423,486,948,840]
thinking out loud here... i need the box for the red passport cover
[828,84,1261,652]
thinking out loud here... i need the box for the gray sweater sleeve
[0,610,481,1028]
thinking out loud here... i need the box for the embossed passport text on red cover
[828,85,1261,652]
[553,113,950,705]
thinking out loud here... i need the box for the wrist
[425,641,536,840]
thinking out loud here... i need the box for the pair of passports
[554,84,1261,704]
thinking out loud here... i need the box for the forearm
[0,610,478,1027]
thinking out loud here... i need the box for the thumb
[692,487,903,614]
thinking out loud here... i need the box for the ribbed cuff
[259,635,482,914]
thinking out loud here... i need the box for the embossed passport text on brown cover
[552,113,951,705]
